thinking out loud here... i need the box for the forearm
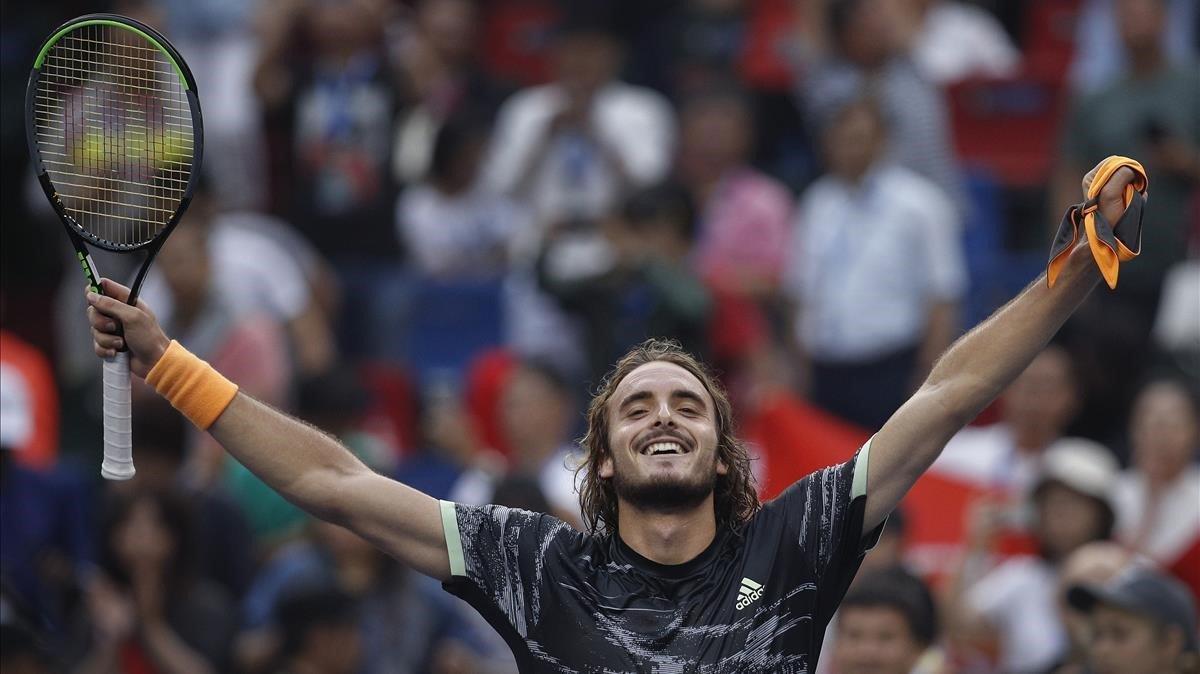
[207,393,370,523]
[926,245,1098,421]
[207,392,450,578]
[865,245,1098,527]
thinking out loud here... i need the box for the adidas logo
[736,577,764,610]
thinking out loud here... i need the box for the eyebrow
[616,388,709,412]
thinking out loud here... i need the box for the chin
[613,468,716,513]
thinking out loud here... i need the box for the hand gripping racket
[25,14,204,480]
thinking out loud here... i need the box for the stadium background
[0,0,1197,672]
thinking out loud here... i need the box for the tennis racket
[25,14,204,480]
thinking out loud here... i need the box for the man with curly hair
[85,163,1141,672]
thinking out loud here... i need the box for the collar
[611,526,730,580]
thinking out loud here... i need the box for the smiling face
[600,361,725,513]
[577,339,759,536]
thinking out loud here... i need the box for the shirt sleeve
[764,441,884,583]
[439,501,575,640]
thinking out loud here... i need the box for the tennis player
[87,162,1143,672]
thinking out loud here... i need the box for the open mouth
[639,438,690,456]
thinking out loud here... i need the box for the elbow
[917,376,993,429]
[285,462,370,525]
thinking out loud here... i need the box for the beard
[612,460,718,514]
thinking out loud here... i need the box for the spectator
[154,0,267,209]
[1114,379,1200,599]
[0,368,92,631]
[945,438,1120,673]
[786,95,965,430]
[72,491,235,674]
[296,367,398,473]
[537,182,711,387]
[831,566,945,674]
[894,0,1021,85]
[137,193,298,538]
[396,114,529,280]
[480,5,675,240]
[254,0,403,264]
[113,401,256,600]
[680,87,793,297]
[392,0,510,182]
[1069,0,1197,94]
[1054,0,1200,318]
[488,6,676,375]
[791,0,965,211]
[1067,566,1200,674]
[237,520,479,674]
[139,185,335,377]
[270,585,362,674]
[1052,541,1137,674]
[499,360,582,527]
[395,380,500,507]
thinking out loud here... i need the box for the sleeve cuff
[852,436,873,501]
[440,500,466,577]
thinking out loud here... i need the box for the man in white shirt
[485,9,676,372]
[480,10,676,241]
[787,95,966,430]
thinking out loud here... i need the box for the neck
[616,496,718,566]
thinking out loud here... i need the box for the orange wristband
[145,340,239,430]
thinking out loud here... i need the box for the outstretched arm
[860,164,1138,530]
[86,281,451,581]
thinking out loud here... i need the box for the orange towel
[1047,156,1148,289]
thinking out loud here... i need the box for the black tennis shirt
[439,448,881,673]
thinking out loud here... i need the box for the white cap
[1036,437,1120,505]
[0,363,33,450]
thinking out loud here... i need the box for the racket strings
[34,22,193,249]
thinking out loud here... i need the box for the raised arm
[860,164,1140,530]
[86,280,451,581]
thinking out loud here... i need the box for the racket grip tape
[100,352,135,480]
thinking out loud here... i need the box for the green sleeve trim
[852,437,872,500]
[440,500,466,577]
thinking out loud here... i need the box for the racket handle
[100,352,135,480]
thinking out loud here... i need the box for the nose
[654,402,675,426]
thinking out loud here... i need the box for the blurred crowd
[1,0,1198,672]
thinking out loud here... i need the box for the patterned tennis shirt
[439,444,881,673]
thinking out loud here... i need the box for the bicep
[863,385,963,529]
[336,470,451,581]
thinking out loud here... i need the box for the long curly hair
[575,339,760,537]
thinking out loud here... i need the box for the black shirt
[441,453,881,673]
